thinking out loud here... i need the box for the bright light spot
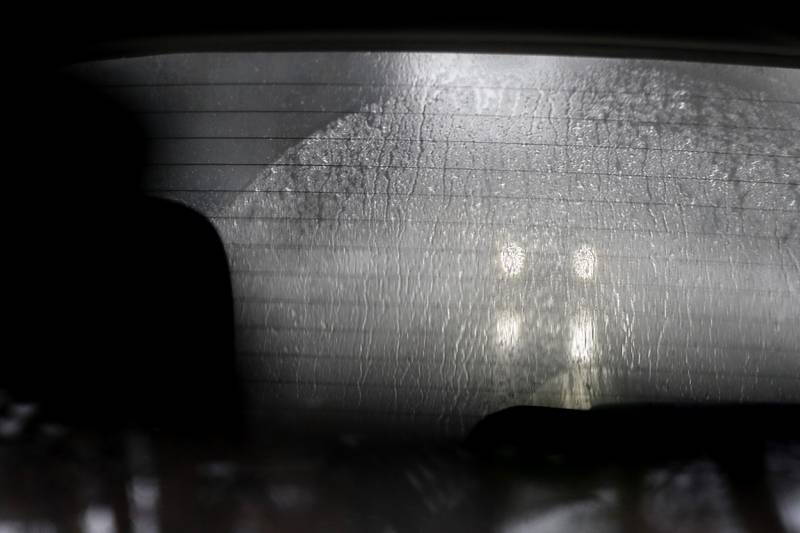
[496,312,521,349]
[500,242,526,277]
[82,506,116,533]
[569,308,595,363]
[572,245,596,280]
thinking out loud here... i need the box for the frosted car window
[72,53,800,436]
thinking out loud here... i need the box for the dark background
[9,12,800,67]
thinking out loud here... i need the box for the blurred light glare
[572,245,596,280]
[496,312,521,348]
[500,242,526,277]
[569,308,595,363]
[780,489,800,532]
[0,522,23,533]
[128,477,160,533]
[82,506,116,533]
[130,477,159,510]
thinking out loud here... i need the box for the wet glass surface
[70,52,800,436]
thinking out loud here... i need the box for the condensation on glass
[71,53,800,435]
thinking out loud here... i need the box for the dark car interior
[2,18,799,533]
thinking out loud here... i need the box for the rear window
[71,52,800,435]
